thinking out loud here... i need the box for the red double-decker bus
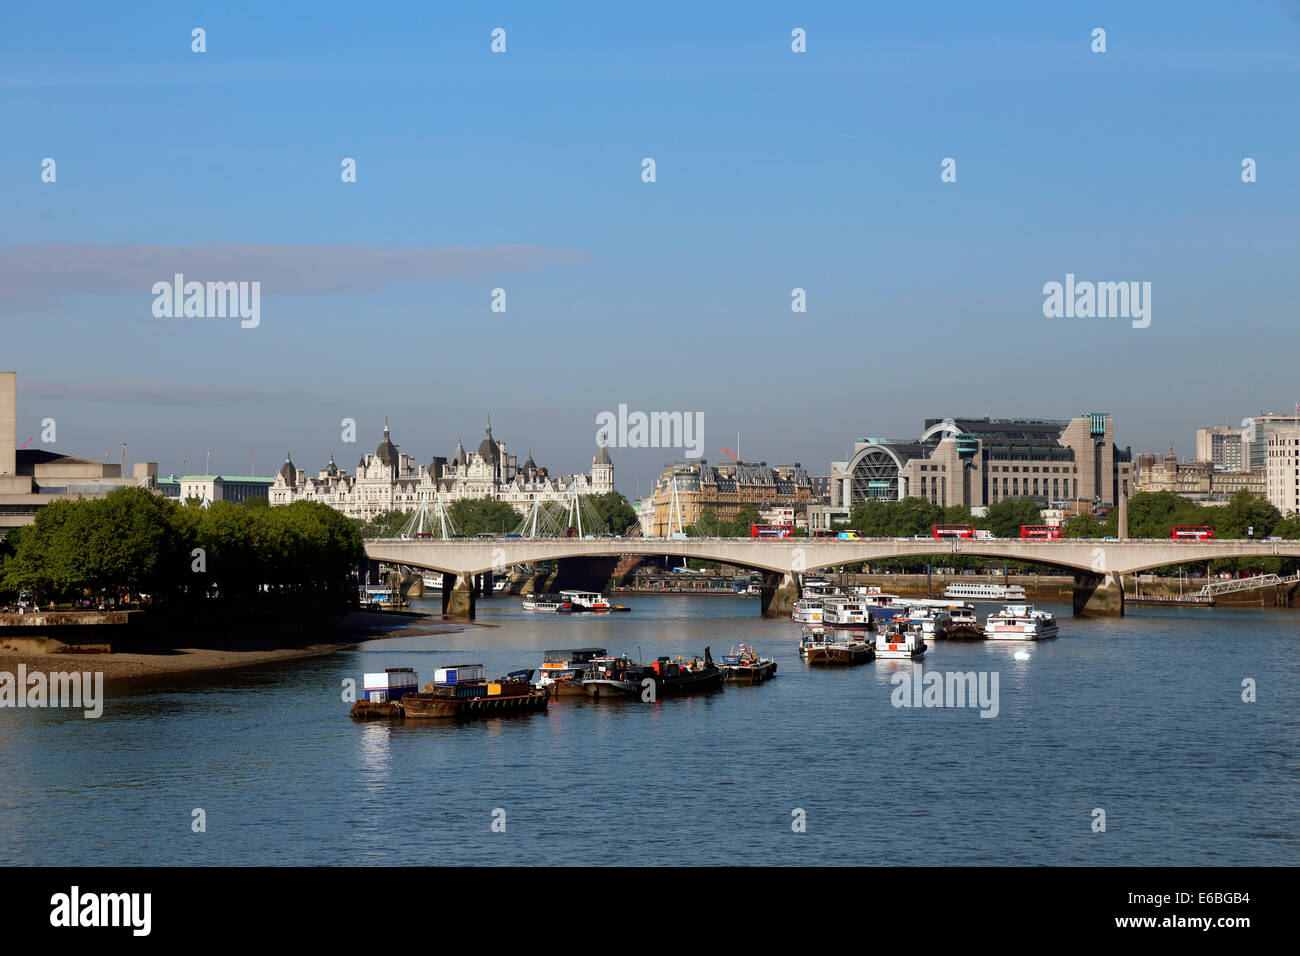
[751,524,793,539]
[1171,526,1215,541]
[931,524,974,538]
[1020,525,1063,539]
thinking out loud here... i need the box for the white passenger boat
[820,595,869,628]
[875,620,927,659]
[802,580,843,599]
[852,587,907,621]
[791,599,824,624]
[559,589,611,611]
[943,582,1027,601]
[422,575,442,591]
[985,604,1059,640]
[897,605,951,639]
[522,593,575,612]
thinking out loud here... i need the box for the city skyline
[6,369,1295,500]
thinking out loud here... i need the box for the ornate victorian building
[268,420,615,520]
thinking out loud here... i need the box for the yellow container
[487,683,502,696]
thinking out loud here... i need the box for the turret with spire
[592,437,614,493]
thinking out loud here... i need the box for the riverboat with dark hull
[719,644,777,683]
[582,649,724,697]
[803,631,874,666]
[539,647,607,697]
[639,647,724,695]
[581,655,645,698]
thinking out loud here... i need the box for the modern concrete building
[1265,428,1300,515]
[828,413,1133,511]
[1195,425,1245,471]
[0,371,159,531]
[1243,413,1300,469]
[269,421,615,521]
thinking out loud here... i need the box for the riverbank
[0,609,463,682]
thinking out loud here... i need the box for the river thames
[1,595,1296,866]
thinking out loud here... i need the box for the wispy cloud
[0,242,587,313]
[21,380,291,407]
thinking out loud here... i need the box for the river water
[1,594,1296,866]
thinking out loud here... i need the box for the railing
[367,536,1297,545]
[1196,572,1300,597]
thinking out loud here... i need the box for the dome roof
[325,455,338,477]
[452,439,467,467]
[523,450,537,471]
[477,421,500,464]
[375,423,399,468]
[595,441,612,465]
[278,452,296,485]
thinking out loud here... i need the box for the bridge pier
[761,572,799,619]
[1073,571,1125,617]
[441,573,476,620]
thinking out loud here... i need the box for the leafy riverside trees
[1061,489,1300,574]
[0,487,363,606]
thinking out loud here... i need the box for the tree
[589,491,638,535]
[447,497,521,536]
[985,497,1042,539]
[357,510,407,539]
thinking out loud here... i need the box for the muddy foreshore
[0,609,463,682]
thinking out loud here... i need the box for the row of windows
[989,465,1078,474]
[989,477,1080,502]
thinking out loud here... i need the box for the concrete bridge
[363,536,1300,619]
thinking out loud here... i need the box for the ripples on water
[1,595,1296,866]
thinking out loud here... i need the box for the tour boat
[719,644,778,683]
[538,647,608,696]
[851,587,907,621]
[421,575,442,591]
[802,580,843,599]
[820,595,870,628]
[943,582,1028,601]
[559,589,611,611]
[803,630,874,666]
[985,604,1059,641]
[791,599,824,624]
[874,620,927,659]
[522,593,575,612]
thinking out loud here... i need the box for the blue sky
[2,1,1297,495]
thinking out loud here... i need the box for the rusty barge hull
[351,690,549,720]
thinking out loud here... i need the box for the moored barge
[719,644,777,683]
[803,631,874,666]
[350,664,549,720]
